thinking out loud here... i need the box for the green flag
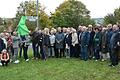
[17,16,30,36]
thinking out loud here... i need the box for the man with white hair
[109,24,120,67]
[80,26,90,61]
[106,24,113,61]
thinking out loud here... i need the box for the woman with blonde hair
[70,28,79,58]
[42,28,50,59]
[55,27,65,58]
[49,29,55,57]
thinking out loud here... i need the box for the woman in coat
[70,28,79,58]
[42,28,50,59]
[55,27,65,58]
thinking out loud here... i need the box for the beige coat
[72,32,78,46]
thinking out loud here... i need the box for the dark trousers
[111,49,119,66]
[38,45,43,59]
[20,35,28,60]
[54,45,57,57]
[56,48,63,58]
[70,45,74,57]
[32,43,40,58]
[108,47,112,61]
[75,44,79,58]
[63,45,66,57]
[42,46,47,60]
[1,60,9,66]
[88,45,94,59]
[19,46,23,58]
[50,46,55,57]
[94,48,100,60]
[23,46,28,60]
[7,46,14,58]
[81,46,88,61]
[70,45,79,58]
[32,43,36,58]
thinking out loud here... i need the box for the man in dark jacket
[80,26,90,61]
[106,24,113,60]
[109,25,120,67]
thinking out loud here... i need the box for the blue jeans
[81,46,88,61]
[50,46,55,57]
[94,48,100,60]
[42,47,47,60]
[32,43,39,58]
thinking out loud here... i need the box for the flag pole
[36,0,39,29]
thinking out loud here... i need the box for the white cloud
[39,0,120,18]
[39,0,64,15]
[0,0,120,18]
[80,0,120,18]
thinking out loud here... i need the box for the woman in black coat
[42,28,50,59]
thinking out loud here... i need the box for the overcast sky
[0,0,120,18]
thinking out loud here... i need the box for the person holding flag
[17,16,30,62]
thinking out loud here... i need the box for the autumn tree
[104,14,117,25]
[114,7,120,23]
[104,7,120,25]
[51,0,95,28]
[14,0,51,30]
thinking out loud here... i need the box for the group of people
[0,24,120,67]
[0,30,30,66]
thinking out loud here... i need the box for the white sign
[27,16,38,21]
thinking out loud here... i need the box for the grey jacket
[55,32,65,49]
[12,36,20,48]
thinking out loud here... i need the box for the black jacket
[110,30,120,50]
[30,31,39,44]
[64,33,72,47]
[0,38,6,52]
[42,34,50,47]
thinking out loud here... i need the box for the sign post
[36,0,39,29]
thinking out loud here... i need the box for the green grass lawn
[0,50,120,80]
